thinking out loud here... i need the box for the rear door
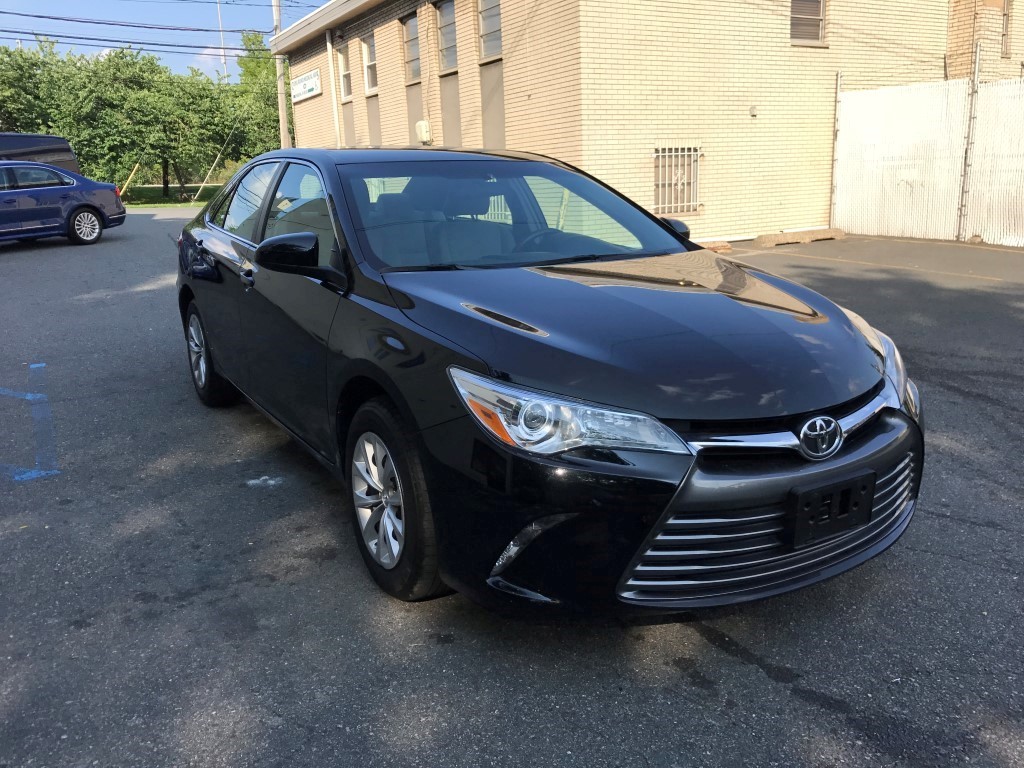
[188,161,281,391]
[238,161,343,457]
[11,166,69,234]
[0,169,19,234]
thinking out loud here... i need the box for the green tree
[234,32,291,157]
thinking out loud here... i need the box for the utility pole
[215,0,228,78]
[272,0,292,148]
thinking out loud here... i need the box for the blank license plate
[790,472,876,548]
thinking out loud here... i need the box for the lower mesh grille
[620,451,918,603]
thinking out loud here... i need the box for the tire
[68,208,103,245]
[184,301,239,407]
[345,397,446,601]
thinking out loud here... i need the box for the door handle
[1,199,15,205]
[240,268,255,287]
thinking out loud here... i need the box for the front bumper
[420,402,923,613]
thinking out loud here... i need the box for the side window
[0,169,14,191]
[264,164,338,265]
[220,162,279,242]
[524,175,641,249]
[13,167,63,189]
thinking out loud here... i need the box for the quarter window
[0,169,14,191]
[13,167,63,189]
[363,36,378,93]
[791,0,825,43]
[437,1,457,72]
[403,15,421,81]
[479,0,502,59]
[220,162,279,243]
[340,45,352,99]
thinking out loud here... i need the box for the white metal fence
[833,76,1024,247]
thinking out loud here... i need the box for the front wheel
[184,302,238,407]
[68,209,103,245]
[345,398,446,601]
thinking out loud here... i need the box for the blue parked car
[0,161,126,245]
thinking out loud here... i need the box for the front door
[239,162,342,458]
[189,161,281,390]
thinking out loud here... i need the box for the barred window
[791,0,825,43]
[479,0,502,59]
[653,147,701,215]
[403,16,421,81]
[437,1,457,73]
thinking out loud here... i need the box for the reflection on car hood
[382,250,885,421]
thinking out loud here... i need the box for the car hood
[382,250,885,421]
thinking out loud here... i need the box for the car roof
[256,146,563,166]
[0,160,72,170]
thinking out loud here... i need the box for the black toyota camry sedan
[175,148,923,612]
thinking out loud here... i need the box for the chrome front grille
[620,451,919,604]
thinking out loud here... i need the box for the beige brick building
[271,0,1021,240]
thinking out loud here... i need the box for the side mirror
[254,232,318,273]
[662,217,691,241]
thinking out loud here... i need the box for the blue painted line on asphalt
[0,363,60,483]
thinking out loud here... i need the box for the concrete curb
[752,228,846,247]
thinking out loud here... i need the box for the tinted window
[337,160,681,270]
[220,162,279,242]
[264,164,337,264]
[13,167,63,189]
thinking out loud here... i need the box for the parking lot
[1,210,1021,768]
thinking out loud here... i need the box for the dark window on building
[403,15,421,81]
[791,0,825,43]
[363,35,378,93]
[437,1,457,73]
[479,0,502,58]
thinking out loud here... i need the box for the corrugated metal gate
[833,76,1024,247]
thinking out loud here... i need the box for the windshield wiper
[380,264,467,273]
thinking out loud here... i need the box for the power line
[102,0,319,8]
[0,36,275,60]
[0,10,273,35]
[4,28,267,52]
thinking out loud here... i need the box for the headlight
[877,331,908,402]
[448,368,690,456]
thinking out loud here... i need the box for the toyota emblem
[798,416,843,460]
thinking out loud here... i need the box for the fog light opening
[490,513,576,576]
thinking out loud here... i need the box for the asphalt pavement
[1,213,1021,768]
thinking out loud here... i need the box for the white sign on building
[290,69,322,103]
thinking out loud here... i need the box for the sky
[0,0,320,79]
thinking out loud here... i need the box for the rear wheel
[68,209,103,245]
[184,302,238,407]
[345,398,446,601]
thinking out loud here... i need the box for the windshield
[336,160,685,271]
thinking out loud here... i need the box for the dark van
[0,133,80,173]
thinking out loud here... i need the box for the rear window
[13,167,64,189]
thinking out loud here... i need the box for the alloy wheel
[351,431,405,570]
[187,314,208,389]
[74,211,100,242]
